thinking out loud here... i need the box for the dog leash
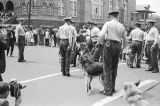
[142,81,160,94]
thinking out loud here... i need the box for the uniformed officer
[15,19,26,62]
[100,11,127,96]
[145,20,159,73]
[56,17,73,76]
[128,22,144,68]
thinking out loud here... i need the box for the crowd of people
[0,10,160,105]
[0,11,14,23]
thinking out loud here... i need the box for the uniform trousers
[59,39,72,74]
[146,41,159,71]
[18,36,25,61]
[103,40,121,94]
[130,41,143,67]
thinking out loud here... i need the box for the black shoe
[129,65,134,68]
[71,64,76,67]
[99,90,113,96]
[18,60,26,62]
[145,68,153,71]
[152,70,159,73]
[62,73,66,76]
[136,66,141,68]
[112,89,116,93]
[66,73,71,77]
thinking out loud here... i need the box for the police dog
[123,81,150,106]
[79,45,104,93]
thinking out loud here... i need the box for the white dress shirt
[145,26,159,44]
[128,27,144,42]
[100,18,127,48]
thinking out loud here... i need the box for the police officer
[100,11,127,96]
[128,22,144,68]
[56,17,73,76]
[145,20,159,73]
[15,19,26,62]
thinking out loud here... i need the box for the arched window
[124,0,128,23]
[109,0,113,13]
[70,0,77,17]
[21,3,26,14]
[5,1,14,11]
[91,0,103,19]
[42,2,47,14]
[48,3,54,14]
[0,2,4,11]
[58,0,65,16]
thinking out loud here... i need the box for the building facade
[0,0,136,27]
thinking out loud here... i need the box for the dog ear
[135,80,141,87]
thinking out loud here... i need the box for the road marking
[20,62,126,84]
[91,79,157,106]
[20,69,82,84]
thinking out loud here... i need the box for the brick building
[0,0,136,27]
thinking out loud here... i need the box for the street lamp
[28,0,31,29]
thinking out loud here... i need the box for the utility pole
[28,0,31,29]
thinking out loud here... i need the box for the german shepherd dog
[79,44,104,92]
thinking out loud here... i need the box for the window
[70,0,77,17]
[109,0,113,13]
[58,0,65,16]
[21,3,26,14]
[91,0,103,19]
[124,0,128,23]
[48,3,54,15]
[42,2,47,14]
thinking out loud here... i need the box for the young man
[128,22,144,68]
[145,20,159,73]
[15,19,26,62]
[56,17,73,76]
[100,11,127,96]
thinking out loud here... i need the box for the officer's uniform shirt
[128,27,144,42]
[15,24,26,40]
[56,23,72,44]
[100,19,127,48]
[145,26,159,44]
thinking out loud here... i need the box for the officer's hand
[151,44,156,49]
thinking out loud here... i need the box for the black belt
[105,39,120,44]
[18,36,25,38]
[60,39,68,41]
[147,40,154,43]
[132,40,143,43]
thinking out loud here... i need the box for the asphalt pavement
[2,46,160,106]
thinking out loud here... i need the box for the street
[3,46,160,106]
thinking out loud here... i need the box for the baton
[142,81,160,94]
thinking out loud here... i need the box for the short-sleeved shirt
[100,19,126,42]
[128,27,144,42]
[146,26,159,44]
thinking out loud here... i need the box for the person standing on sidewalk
[15,19,26,62]
[145,20,159,73]
[56,17,73,76]
[100,11,127,96]
[128,22,144,68]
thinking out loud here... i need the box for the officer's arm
[122,31,127,49]
[15,26,19,42]
[153,28,159,45]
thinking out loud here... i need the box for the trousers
[130,41,143,67]
[18,36,25,61]
[59,39,71,74]
[103,40,121,93]
[146,41,159,70]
